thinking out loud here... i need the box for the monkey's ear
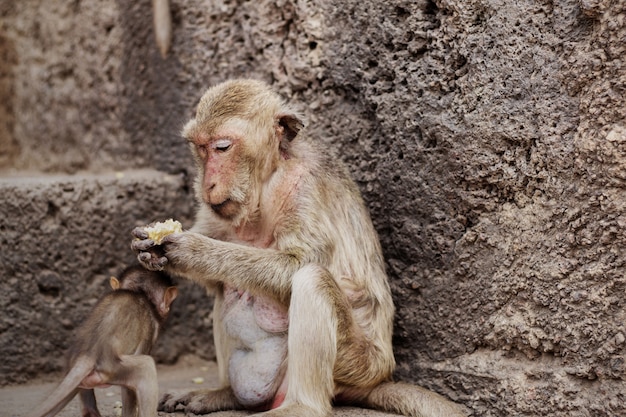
[165,286,178,306]
[110,276,120,290]
[160,287,178,316]
[277,113,304,142]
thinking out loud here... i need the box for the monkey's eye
[213,139,232,152]
[196,145,208,159]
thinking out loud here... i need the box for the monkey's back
[282,136,396,360]
[68,291,159,370]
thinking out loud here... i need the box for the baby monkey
[27,265,178,417]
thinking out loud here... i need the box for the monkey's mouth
[210,199,239,218]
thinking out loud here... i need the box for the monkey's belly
[222,286,289,408]
[228,337,287,408]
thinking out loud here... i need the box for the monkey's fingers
[131,226,149,240]
[159,391,191,412]
[131,237,156,252]
[160,232,181,244]
[137,251,168,271]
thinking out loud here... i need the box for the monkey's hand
[131,226,172,271]
[132,227,215,277]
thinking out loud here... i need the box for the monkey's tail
[26,357,94,417]
[362,381,467,417]
[152,0,172,58]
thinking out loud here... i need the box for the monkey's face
[183,80,291,223]
[184,117,278,222]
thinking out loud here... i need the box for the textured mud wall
[1,0,626,415]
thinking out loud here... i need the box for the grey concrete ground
[3,355,399,417]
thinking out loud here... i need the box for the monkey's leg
[159,295,244,414]
[212,292,233,387]
[361,381,467,417]
[109,355,158,417]
[183,297,245,415]
[255,264,343,417]
[121,387,138,417]
[79,389,102,417]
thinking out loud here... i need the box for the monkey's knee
[290,264,351,325]
[290,264,344,328]
[291,264,341,299]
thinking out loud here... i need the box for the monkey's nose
[204,180,216,191]
[203,184,216,203]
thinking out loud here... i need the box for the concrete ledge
[0,170,214,385]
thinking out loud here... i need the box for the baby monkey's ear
[110,276,121,290]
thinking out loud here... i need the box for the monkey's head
[182,79,304,225]
[111,265,178,319]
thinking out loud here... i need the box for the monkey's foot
[159,392,185,412]
[159,388,242,414]
[251,404,329,417]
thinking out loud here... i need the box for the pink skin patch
[270,391,286,409]
[270,373,289,409]
[79,371,110,389]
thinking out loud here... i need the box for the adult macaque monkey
[131,79,465,417]
[27,265,178,417]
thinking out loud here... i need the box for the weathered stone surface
[0,171,211,385]
[1,0,626,415]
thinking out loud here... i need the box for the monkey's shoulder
[96,289,154,309]
[75,292,156,337]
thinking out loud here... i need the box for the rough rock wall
[0,0,125,172]
[1,0,626,415]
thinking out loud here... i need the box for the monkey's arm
[132,230,301,304]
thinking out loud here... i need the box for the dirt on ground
[3,355,400,417]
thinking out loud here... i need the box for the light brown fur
[132,79,465,417]
[27,265,177,417]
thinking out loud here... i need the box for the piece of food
[113,401,123,417]
[144,219,182,244]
